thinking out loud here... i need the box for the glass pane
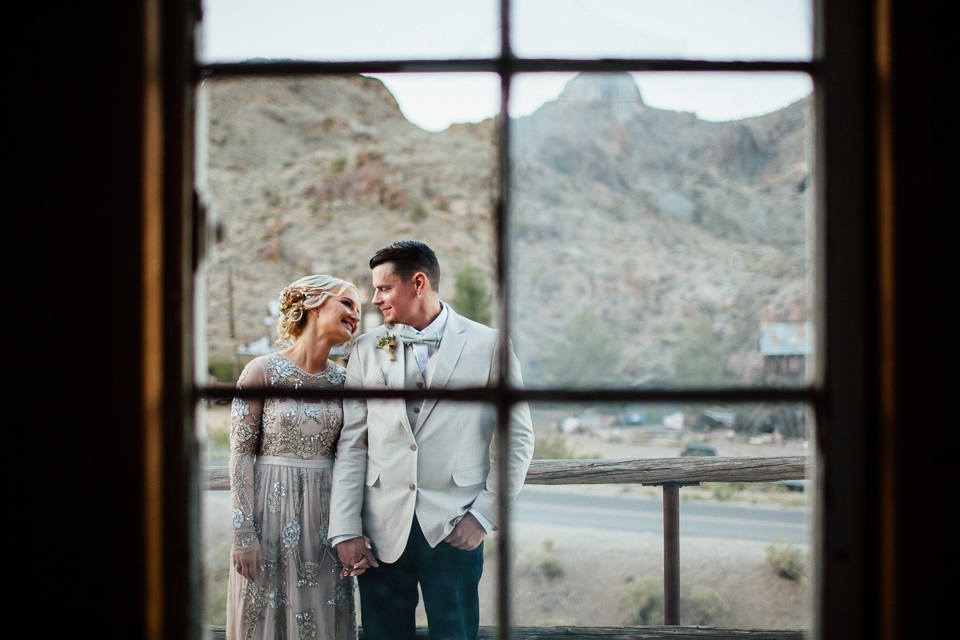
[201,72,499,376]
[513,0,813,60]
[198,73,500,631]
[508,71,815,389]
[500,401,811,628]
[201,0,499,63]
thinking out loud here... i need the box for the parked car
[777,479,808,492]
[680,443,717,457]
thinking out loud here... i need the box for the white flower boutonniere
[376,333,397,361]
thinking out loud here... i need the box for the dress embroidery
[226,354,354,640]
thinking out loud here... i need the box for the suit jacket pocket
[452,464,490,487]
[365,466,381,487]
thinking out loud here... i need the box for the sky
[202,0,813,130]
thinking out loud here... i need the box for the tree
[671,318,731,386]
[449,262,492,325]
[545,309,623,387]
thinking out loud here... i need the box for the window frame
[157,2,883,638]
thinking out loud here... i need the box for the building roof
[760,322,813,356]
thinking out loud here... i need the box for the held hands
[443,512,487,551]
[232,547,264,582]
[336,535,378,578]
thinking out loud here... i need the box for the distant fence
[205,455,809,639]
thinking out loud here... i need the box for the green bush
[449,262,492,325]
[262,188,282,207]
[518,540,565,583]
[710,482,746,501]
[410,201,428,223]
[544,309,623,387]
[767,536,807,580]
[533,430,576,459]
[624,579,727,626]
[532,429,598,460]
[683,587,726,625]
[203,540,232,625]
[208,357,236,383]
[671,318,732,386]
[538,557,564,582]
[624,576,664,625]
[330,156,347,173]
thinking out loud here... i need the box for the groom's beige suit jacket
[328,307,535,564]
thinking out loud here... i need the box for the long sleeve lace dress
[226,353,357,640]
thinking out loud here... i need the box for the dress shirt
[405,303,448,375]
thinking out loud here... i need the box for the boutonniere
[376,333,397,361]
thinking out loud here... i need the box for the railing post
[662,483,681,625]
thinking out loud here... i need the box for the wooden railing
[205,456,809,639]
[203,456,807,490]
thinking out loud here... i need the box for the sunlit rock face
[204,73,810,387]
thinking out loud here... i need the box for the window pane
[201,0,499,63]
[508,72,815,389]
[499,401,811,628]
[201,73,500,377]
[199,73,500,629]
[513,0,813,60]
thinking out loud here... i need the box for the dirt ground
[478,523,808,630]
[201,404,810,629]
[202,489,808,630]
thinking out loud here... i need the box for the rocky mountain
[203,73,811,387]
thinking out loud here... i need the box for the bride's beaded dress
[226,353,357,640]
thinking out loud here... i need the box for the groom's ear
[412,272,431,293]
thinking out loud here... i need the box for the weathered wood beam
[203,456,808,491]
[524,456,808,485]
[209,625,803,639]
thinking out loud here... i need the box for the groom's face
[371,263,419,326]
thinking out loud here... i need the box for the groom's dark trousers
[357,518,483,640]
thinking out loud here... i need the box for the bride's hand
[233,547,264,582]
[338,535,377,578]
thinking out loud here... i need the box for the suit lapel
[415,310,466,432]
[378,327,412,433]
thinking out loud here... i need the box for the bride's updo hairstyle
[275,274,358,346]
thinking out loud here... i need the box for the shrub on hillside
[767,536,807,580]
[683,587,726,625]
[624,576,664,625]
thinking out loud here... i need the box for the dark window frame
[169,2,882,638]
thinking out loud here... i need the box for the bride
[226,275,362,640]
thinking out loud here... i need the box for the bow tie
[398,328,441,347]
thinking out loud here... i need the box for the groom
[329,240,534,640]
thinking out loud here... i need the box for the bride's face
[312,288,361,343]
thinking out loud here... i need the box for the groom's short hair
[370,240,441,290]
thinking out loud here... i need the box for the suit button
[413,407,420,413]
[410,444,417,451]
[416,382,424,388]
[409,484,416,491]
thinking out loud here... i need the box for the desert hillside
[203,73,811,386]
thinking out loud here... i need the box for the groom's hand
[444,512,487,550]
[336,536,379,577]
